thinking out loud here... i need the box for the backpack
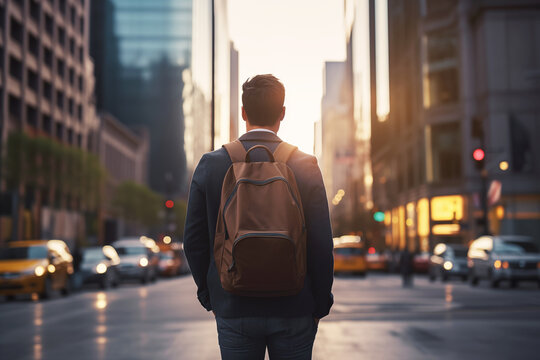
[213,139,307,297]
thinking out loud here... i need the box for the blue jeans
[215,316,318,360]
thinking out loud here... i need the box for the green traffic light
[373,211,385,222]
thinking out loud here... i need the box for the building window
[78,75,84,92]
[69,67,75,86]
[45,14,53,36]
[43,80,52,100]
[44,46,53,67]
[57,58,65,78]
[30,1,41,23]
[77,104,83,121]
[43,114,52,134]
[67,128,73,144]
[69,37,75,56]
[26,105,38,128]
[78,45,84,63]
[56,122,63,140]
[423,28,459,108]
[8,95,22,120]
[70,6,76,26]
[77,133,82,148]
[428,122,462,182]
[79,16,84,35]
[27,69,39,92]
[57,26,65,46]
[9,56,23,81]
[68,98,74,116]
[56,90,64,109]
[59,0,66,16]
[10,17,24,44]
[28,33,40,57]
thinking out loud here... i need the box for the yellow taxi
[0,240,74,299]
[333,238,368,276]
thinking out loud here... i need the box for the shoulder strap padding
[273,142,298,163]
[223,140,247,163]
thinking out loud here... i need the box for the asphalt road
[1,273,540,360]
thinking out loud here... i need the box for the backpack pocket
[229,230,298,292]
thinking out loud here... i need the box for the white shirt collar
[247,128,276,135]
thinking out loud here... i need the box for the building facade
[0,0,99,244]
[97,112,149,243]
[90,0,191,195]
[371,0,540,253]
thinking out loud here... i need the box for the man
[184,74,334,359]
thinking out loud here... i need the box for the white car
[468,235,540,288]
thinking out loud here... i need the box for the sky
[228,0,347,154]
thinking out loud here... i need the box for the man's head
[242,74,285,129]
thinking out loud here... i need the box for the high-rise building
[183,0,239,174]
[371,0,540,253]
[90,0,192,195]
[0,0,99,243]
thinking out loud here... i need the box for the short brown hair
[242,74,285,126]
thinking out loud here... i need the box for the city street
[1,274,540,360]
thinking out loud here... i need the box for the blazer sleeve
[183,155,212,311]
[302,156,334,319]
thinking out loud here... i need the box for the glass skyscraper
[90,0,191,194]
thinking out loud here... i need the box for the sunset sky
[228,0,347,154]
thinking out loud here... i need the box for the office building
[90,0,191,195]
[371,0,540,252]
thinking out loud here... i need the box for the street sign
[488,180,502,206]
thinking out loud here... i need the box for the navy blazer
[183,131,334,319]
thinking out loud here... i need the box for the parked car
[0,240,74,299]
[79,246,121,289]
[413,252,430,274]
[366,247,388,272]
[113,238,158,284]
[429,243,468,282]
[468,235,540,288]
[333,240,367,276]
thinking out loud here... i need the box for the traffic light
[472,148,485,170]
[373,211,385,222]
[165,200,174,209]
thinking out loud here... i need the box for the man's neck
[245,125,279,134]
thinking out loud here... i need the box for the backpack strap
[223,140,247,163]
[273,141,298,163]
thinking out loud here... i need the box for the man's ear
[241,106,248,122]
[279,106,286,122]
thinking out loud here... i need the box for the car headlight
[96,263,107,274]
[34,266,46,277]
[139,258,148,267]
[494,260,502,269]
[443,261,453,271]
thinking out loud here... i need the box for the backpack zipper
[227,232,294,272]
[222,176,304,239]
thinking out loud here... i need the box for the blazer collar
[238,131,282,142]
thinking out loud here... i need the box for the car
[366,247,388,272]
[429,243,468,282]
[468,235,540,288]
[413,252,430,274]
[333,240,367,276]
[0,240,74,300]
[113,238,158,284]
[79,246,121,289]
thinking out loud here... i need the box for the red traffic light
[165,200,174,209]
[473,148,485,161]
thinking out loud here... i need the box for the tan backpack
[214,140,307,297]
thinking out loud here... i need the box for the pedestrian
[400,248,414,287]
[183,74,334,360]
